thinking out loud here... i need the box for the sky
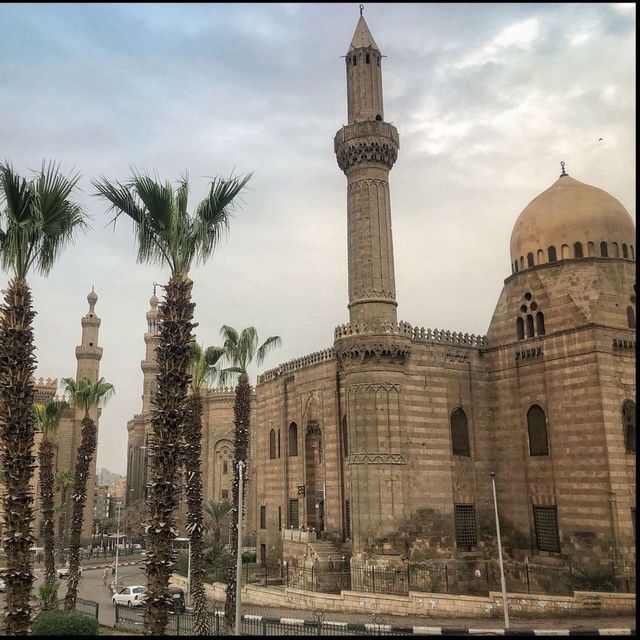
[0,3,635,475]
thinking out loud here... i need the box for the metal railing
[76,597,100,620]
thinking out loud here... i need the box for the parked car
[167,586,185,614]
[0,577,6,592]
[57,566,82,578]
[112,585,148,608]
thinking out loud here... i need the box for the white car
[112,585,148,607]
[57,566,82,578]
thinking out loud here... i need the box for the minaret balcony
[334,121,399,173]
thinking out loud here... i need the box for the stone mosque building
[126,14,636,569]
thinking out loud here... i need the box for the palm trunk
[63,415,97,610]
[0,277,37,636]
[144,273,194,636]
[57,490,68,564]
[183,394,211,635]
[39,438,57,590]
[224,371,251,633]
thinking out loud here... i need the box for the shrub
[32,611,99,636]
[241,551,256,563]
[573,563,618,592]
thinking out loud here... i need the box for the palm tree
[218,326,281,631]
[183,343,225,634]
[33,398,69,595]
[92,170,251,635]
[204,499,233,543]
[61,376,115,610]
[54,470,75,563]
[0,161,87,634]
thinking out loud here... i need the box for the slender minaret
[335,11,400,325]
[334,12,409,558]
[74,288,103,542]
[141,289,160,412]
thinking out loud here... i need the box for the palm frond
[33,398,69,439]
[255,335,282,367]
[217,366,243,388]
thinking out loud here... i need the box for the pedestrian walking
[102,567,109,586]
[111,562,116,577]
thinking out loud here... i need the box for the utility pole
[235,460,245,636]
[115,503,121,588]
[491,472,509,629]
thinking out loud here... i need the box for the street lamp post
[235,460,245,637]
[115,503,121,588]
[490,472,510,629]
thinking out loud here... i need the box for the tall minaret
[335,10,400,325]
[141,289,160,412]
[75,288,103,382]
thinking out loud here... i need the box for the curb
[84,561,141,573]
[241,616,636,636]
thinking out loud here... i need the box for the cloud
[0,3,634,475]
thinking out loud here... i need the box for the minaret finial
[360,4,364,16]
[560,161,567,177]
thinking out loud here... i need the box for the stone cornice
[258,348,336,384]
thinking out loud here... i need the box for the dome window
[527,253,534,268]
[537,249,544,264]
[519,256,524,270]
[574,242,583,258]
[612,242,620,257]
[587,242,596,257]
[600,241,608,257]
[622,244,629,259]
[630,245,635,260]
[514,261,519,273]
[561,244,569,259]
[548,246,557,262]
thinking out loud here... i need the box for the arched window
[527,253,534,268]
[631,245,635,260]
[289,422,298,457]
[600,241,608,257]
[514,261,519,273]
[277,429,281,458]
[269,429,276,460]
[516,317,525,341]
[527,404,549,456]
[612,242,619,257]
[622,243,628,258]
[352,55,357,66]
[561,244,569,259]
[536,312,545,335]
[375,114,382,121]
[627,306,636,329]
[342,415,348,457]
[526,314,535,338]
[451,407,470,456]
[587,241,595,257]
[623,400,636,453]
[548,246,557,262]
[574,242,583,258]
[519,256,524,270]
[366,53,370,64]
[537,249,544,264]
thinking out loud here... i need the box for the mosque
[126,13,636,570]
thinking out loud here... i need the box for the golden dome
[510,173,635,272]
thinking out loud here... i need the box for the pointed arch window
[451,407,470,456]
[365,53,370,64]
[622,244,628,259]
[519,256,524,270]
[527,252,534,268]
[536,312,545,336]
[612,242,619,257]
[537,249,544,264]
[627,306,636,329]
[289,422,298,457]
[514,261,519,273]
[277,429,281,458]
[574,242,583,258]
[600,241,608,257]
[516,317,525,341]
[269,429,276,460]
[526,314,535,338]
[561,244,569,259]
[548,246,557,262]
[587,241,595,257]
[623,400,636,453]
[527,404,549,456]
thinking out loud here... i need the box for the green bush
[32,610,99,636]
[241,551,256,563]
[573,563,618,592]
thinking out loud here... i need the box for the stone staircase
[308,540,345,566]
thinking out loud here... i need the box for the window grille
[451,407,470,456]
[288,498,299,528]
[278,506,282,531]
[345,500,351,538]
[533,505,560,553]
[260,505,266,529]
[223,461,228,475]
[454,504,477,549]
[528,404,549,456]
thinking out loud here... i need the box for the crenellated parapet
[258,348,336,384]
[334,320,487,349]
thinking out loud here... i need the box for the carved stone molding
[335,340,411,369]
[345,383,400,394]
[349,452,406,465]
[444,351,469,363]
[336,140,398,172]
[515,346,543,361]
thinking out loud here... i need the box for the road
[0,566,635,631]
